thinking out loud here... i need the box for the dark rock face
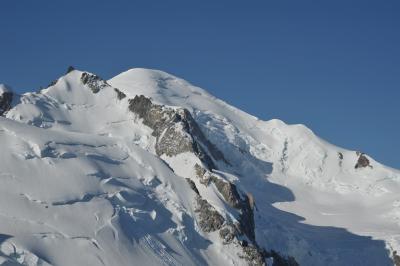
[195,163,256,242]
[128,95,227,169]
[238,194,256,242]
[185,178,199,195]
[355,153,371,169]
[219,225,237,244]
[127,95,298,265]
[155,124,196,157]
[195,196,225,232]
[240,245,266,266]
[194,163,210,185]
[211,177,242,208]
[0,91,13,116]
[393,251,400,266]
[114,88,126,100]
[81,72,109,93]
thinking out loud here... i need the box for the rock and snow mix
[0,68,399,266]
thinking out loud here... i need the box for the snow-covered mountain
[0,67,399,266]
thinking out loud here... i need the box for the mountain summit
[0,68,399,266]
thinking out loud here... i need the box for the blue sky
[0,1,399,168]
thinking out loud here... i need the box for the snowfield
[0,68,399,265]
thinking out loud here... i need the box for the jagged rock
[81,72,109,93]
[185,178,199,195]
[238,193,256,242]
[355,153,371,169]
[114,88,126,100]
[241,240,249,247]
[194,163,210,184]
[195,164,206,177]
[128,95,227,169]
[393,251,400,266]
[195,164,256,242]
[219,224,237,244]
[155,123,196,157]
[210,174,255,242]
[0,86,13,116]
[195,196,224,232]
[212,177,241,208]
[126,95,293,264]
[240,245,265,266]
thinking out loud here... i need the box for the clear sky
[0,1,399,168]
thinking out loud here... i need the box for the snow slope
[0,68,399,265]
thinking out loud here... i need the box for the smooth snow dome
[0,68,399,266]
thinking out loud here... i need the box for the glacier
[0,68,399,265]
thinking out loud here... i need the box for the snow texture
[0,68,399,266]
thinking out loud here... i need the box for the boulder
[355,153,371,169]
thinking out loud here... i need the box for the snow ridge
[0,67,399,266]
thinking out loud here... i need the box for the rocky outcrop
[239,235,299,266]
[211,177,242,208]
[238,194,256,242]
[0,87,13,116]
[219,224,237,244]
[186,177,224,232]
[128,95,297,265]
[240,244,266,266]
[128,95,227,169]
[195,163,256,242]
[192,163,291,265]
[114,88,126,100]
[355,152,372,169]
[195,196,225,232]
[194,163,208,183]
[81,72,109,93]
[185,178,199,195]
[393,251,400,266]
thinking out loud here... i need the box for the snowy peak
[5,68,129,134]
[1,67,400,266]
[109,68,216,110]
[41,68,111,102]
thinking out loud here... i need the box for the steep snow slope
[0,68,399,265]
[0,116,240,266]
[1,72,248,266]
[110,69,400,264]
